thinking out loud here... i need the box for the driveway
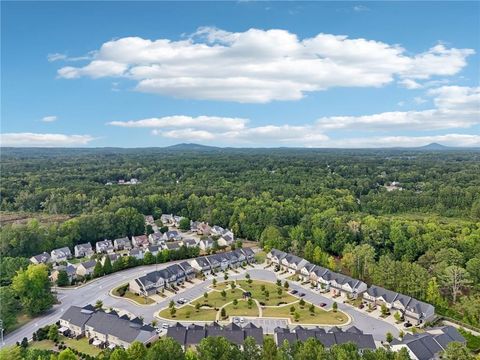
[2,264,398,347]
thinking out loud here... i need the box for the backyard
[31,335,101,357]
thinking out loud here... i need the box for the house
[280,253,308,274]
[208,253,230,270]
[113,237,132,251]
[218,234,234,247]
[179,261,195,280]
[148,232,164,245]
[166,322,263,349]
[299,262,317,282]
[328,273,367,298]
[59,305,96,337]
[197,222,211,235]
[130,271,166,296]
[199,238,214,251]
[190,221,200,232]
[132,235,150,248]
[82,309,157,348]
[210,225,226,237]
[309,266,330,288]
[267,249,287,265]
[145,215,155,225]
[51,264,77,284]
[224,251,240,268]
[240,247,255,263]
[129,248,144,260]
[274,326,375,351]
[162,230,182,242]
[205,254,221,272]
[160,214,174,225]
[101,253,119,265]
[30,252,51,265]
[232,249,247,265]
[391,326,465,360]
[76,260,97,277]
[51,247,73,263]
[96,240,114,254]
[146,245,161,256]
[74,243,94,258]
[190,256,212,274]
[173,215,184,227]
[364,285,435,324]
[164,241,182,251]
[181,238,197,248]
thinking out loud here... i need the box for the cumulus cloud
[55,27,474,103]
[0,133,95,147]
[316,86,480,131]
[108,115,247,131]
[42,115,58,122]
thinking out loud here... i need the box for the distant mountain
[164,143,219,151]
[416,143,451,150]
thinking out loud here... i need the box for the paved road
[2,265,398,347]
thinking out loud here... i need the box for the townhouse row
[129,248,255,297]
[267,249,435,325]
[59,304,157,349]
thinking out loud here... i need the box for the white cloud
[55,28,474,103]
[41,115,58,122]
[316,86,480,131]
[399,79,422,89]
[108,115,248,131]
[0,133,95,147]
[413,97,427,104]
[353,5,370,12]
[47,52,94,62]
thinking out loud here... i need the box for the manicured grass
[191,288,244,308]
[159,305,217,321]
[236,280,297,306]
[459,328,480,352]
[113,284,155,305]
[31,339,55,351]
[254,250,267,263]
[223,300,260,317]
[63,337,101,356]
[262,303,349,325]
[31,336,101,356]
[212,281,232,291]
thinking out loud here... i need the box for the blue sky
[1,1,479,148]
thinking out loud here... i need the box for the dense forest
[1,147,479,332]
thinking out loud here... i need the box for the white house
[74,243,94,258]
[51,247,73,263]
[96,240,114,254]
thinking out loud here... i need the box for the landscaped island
[157,279,349,325]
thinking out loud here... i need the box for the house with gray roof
[329,273,368,298]
[240,247,255,262]
[129,248,144,260]
[267,249,287,265]
[164,241,182,251]
[179,261,195,280]
[280,253,308,274]
[364,285,435,324]
[163,230,182,242]
[76,260,97,277]
[113,237,132,251]
[130,262,190,296]
[166,322,263,349]
[199,238,214,251]
[148,232,164,245]
[51,247,72,263]
[161,214,174,225]
[274,326,375,351]
[96,239,114,254]
[30,252,51,265]
[391,326,465,360]
[51,264,77,284]
[190,256,212,274]
[181,238,197,248]
[59,305,95,336]
[132,235,150,248]
[74,243,94,258]
[299,262,317,282]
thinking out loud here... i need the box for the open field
[223,299,260,317]
[262,303,349,325]
[236,280,297,306]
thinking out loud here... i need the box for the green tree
[127,341,147,360]
[299,298,305,308]
[220,307,227,319]
[466,257,480,285]
[243,336,261,360]
[195,303,201,312]
[56,270,69,287]
[197,336,242,360]
[103,256,113,274]
[386,332,393,343]
[277,287,282,298]
[221,290,227,299]
[247,298,253,308]
[332,302,338,312]
[0,286,20,331]
[170,307,176,317]
[212,278,217,287]
[440,265,471,303]
[95,299,103,309]
[110,348,128,360]
[58,348,76,360]
[147,337,185,360]
[261,337,278,360]
[304,241,315,262]
[48,324,59,342]
[426,277,443,306]
[143,251,155,265]
[93,261,104,278]
[442,342,475,360]
[179,218,191,231]
[11,264,55,316]
[233,299,238,307]
[309,303,315,314]
[294,311,300,322]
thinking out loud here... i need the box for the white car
[233,317,240,323]
[239,317,244,323]
[162,323,169,329]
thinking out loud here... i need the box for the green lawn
[113,284,155,305]
[236,280,297,306]
[262,303,349,325]
[159,305,217,321]
[31,336,101,356]
[254,250,267,263]
[191,288,244,308]
[211,281,232,291]
[459,328,480,352]
[223,299,260,317]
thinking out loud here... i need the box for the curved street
[3,262,399,347]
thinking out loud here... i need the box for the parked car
[404,322,413,328]
[162,323,169,329]
[290,290,298,295]
[319,302,327,307]
[177,297,187,304]
[299,292,305,297]
[239,317,244,323]
[233,317,240,323]
[358,304,365,309]
[274,266,280,272]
